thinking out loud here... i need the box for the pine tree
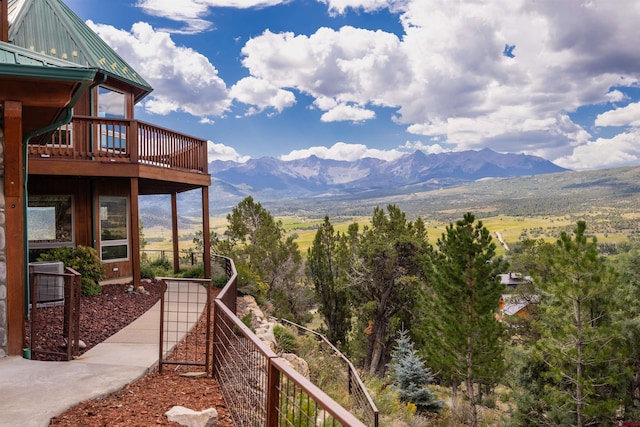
[224,196,306,320]
[425,212,506,427]
[348,205,431,376]
[388,329,442,413]
[307,216,351,348]
[535,221,622,426]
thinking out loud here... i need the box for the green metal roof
[0,40,96,81]
[7,0,153,101]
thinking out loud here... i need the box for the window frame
[99,196,129,263]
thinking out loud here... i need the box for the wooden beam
[27,160,211,189]
[0,0,8,43]
[130,178,141,288]
[0,80,75,107]
[202,186,211,279]
[171,193,179,274]
[3,100,26,356]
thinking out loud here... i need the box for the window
[97,86,127,152]
[28,196,74,262]
[97,86,126,119]
[100,196,129,262]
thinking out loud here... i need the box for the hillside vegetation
[142,165,640,254]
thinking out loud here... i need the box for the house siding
[0,127,6,357]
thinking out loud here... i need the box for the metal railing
[27,266,81,361]
[29,115,208,174]
[212,255,368,427]
[141,249,205,268]
[274,318,379,427]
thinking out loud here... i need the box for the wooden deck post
[4,101,26,355]
[0,0,8,43]
[202,186,211,278]
[171,192,179,274]
[130,178,141,287]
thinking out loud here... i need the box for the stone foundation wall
[0,127,6,358]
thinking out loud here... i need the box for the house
[497,271,533,288]
[0,0,211,357]
[499,293,539,318]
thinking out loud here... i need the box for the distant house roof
[500,293,539,317]
[498,272,533,287]
[7,0,152,102]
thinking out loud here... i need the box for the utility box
[30,261,65,306]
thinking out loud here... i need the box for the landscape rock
[282,353,310,379]
[165,405,218,427]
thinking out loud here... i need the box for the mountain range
[207,148,567,209]
[139,148,569,224]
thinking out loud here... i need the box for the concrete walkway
[0,280,208,427]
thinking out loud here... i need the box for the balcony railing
[28,115,208,174]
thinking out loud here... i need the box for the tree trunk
[576,299,583,427]
[467,334,478,427]
[368,322,386,377]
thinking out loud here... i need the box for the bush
[139,257,173,279]
[179,264,205,278]
[273,324,297,354]
[211,275,228,288]
[37,246,104,296]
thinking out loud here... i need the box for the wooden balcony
[28,115,210,193]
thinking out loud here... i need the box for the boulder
[165,405,218,427]
[281,353,310,379]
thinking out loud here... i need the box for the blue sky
[65,0,640,170]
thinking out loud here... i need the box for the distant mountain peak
[208,149,568,206]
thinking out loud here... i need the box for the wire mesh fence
[275,318,379,426]
[211,255,368,427]
[26,267,81,361]
[158,278,212,373]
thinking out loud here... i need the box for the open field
[143,211,633,257]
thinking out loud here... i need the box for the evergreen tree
[349,205,431,376]
[223,196,307,320]
[426,212,506,427]
[534,221,623,426]
[307,216,351,348]
[388,329,442,413]
[610,247,640,418]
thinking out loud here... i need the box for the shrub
[179,264,205,278]
[241,312,254,332]
[388,329,442,413]
[211,275,228,288]
[37,246,104,296]
[273,324,297,354]
[139,257,173,279]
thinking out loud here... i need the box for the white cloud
[208,141,250,162]
[318,0,396,15]
[402,141,450,154]
[230,77,296,115]
[595,102,640,127]
[280,142,404,161]
[605,90,627,104]
[320,104,375,122]
[312,96,375,122]
[555,129,640,170]
[136,0,288,33]
[88,21,231,117]
[237,0,640,169]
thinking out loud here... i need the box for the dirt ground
[38,280,235,426]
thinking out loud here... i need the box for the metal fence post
[266,360,281,427]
